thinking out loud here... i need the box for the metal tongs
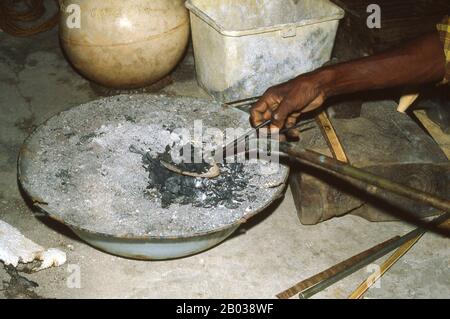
[159,110,314,179]
[219,118,315,161]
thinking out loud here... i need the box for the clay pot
[59,0,189,89]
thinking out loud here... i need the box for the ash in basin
[130,145,251,209]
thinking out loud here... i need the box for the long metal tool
[280,144,450,213]
[278,212,449,299]
[221,119,272,156]
[225,96,260,109]
[220,119,315,158]
[276,235,401,299]
[349,217,450,299]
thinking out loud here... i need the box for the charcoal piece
[136,147,249,209]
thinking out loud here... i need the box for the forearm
[316,32,447,98]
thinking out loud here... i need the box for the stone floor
[0,28,449,299]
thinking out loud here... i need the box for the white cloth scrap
[0,220,66,271]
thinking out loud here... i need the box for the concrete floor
[0,28,449,299]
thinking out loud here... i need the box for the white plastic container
[185,0,345,102]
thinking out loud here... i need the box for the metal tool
[159,118,314,178]
[221,119,272,156]
[220,119,316,159]
[225,96,261,109]
[277,235,400,299]
[277,212,449,299]
[298,213,450,299]
[281,144,450,213]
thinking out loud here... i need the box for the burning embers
[128,121,279,210]
[130,145,253,209]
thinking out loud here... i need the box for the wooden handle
[316,111,349,163]
[397,93,419,113]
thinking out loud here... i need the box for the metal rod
[297,213,449,299]
[279,119,316,135]
[280,144,450,213]
[222,120,272,154]
[276,235,401,299]
[220,119,316,161]
[348,233,424,299]
[225,96,261,108]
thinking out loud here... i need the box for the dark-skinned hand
[250,72,328,141]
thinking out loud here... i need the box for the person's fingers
[268,102,279,111]
[263,110,273,121]
[251,83,324,130]
[271,84,328,127]
[267,102,280,131]
[268,125,281,134]
[285,112,300,127]
[285,112,301,140]
[268,125,285,141]
[271,97,298,129]
[250,101,268,127]
[251,94,272,113]
[250,91,281,127]
[286,128,300,140]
